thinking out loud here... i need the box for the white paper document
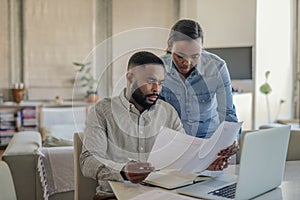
[147,121,242,173]
[128,189,196,200]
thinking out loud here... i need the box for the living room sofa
[2,131,74,200]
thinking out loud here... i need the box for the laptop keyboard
[208,183,237,199]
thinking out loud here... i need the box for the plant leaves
[73,62,83,66]
[73,61,96,92]
[80,76,90,81]
[260,83,272,94]
[280,99,285,104]
[265,71,271,79]
[85,67,91,73]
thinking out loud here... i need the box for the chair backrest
[285,129,300,161]
[74,132,98,200]
[0,161,17,200]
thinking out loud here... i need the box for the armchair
[0,161,17,200]
[74,132,98,200]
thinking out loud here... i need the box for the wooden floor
[0,150,4,160]
[0,145,8,160]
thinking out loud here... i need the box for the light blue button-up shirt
[160,50,238,138]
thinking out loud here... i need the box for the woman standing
[160,19,238,138]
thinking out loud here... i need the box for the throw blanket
[37,147,74,200]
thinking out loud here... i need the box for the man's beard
[131,83,159,110]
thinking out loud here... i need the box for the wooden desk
[109,161,300,200]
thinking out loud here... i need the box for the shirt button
[140,131,143,135]
[140,147,144,151]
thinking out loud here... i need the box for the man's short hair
[127,51,164,71]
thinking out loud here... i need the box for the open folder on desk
[145,121,242,189]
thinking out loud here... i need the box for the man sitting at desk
[80,51,237,200]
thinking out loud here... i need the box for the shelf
[0,105,39,145]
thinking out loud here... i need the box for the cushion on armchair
[3,131,42,155]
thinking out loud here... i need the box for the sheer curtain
[294,0,300,119]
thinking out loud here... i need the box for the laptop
[177,125,291,200]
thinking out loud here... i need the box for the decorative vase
[85,92,99,103]
[12,88,25,104]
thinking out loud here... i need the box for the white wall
[111,0,256,96]
[180,0,256,128]
[24,0,93,100]
[181,0,294,128]
[0,0,9,90]
[255,0,293,127]
[180,0,256,48]
[111,0,176,95]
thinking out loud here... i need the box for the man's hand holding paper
[147,121,242,174]
[123,161,154,184]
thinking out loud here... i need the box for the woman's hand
[206,156,230,171]
[206,141,239,171]
[218,140,239,158]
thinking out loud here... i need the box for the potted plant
[259,71,285,123]
[259,71,272,123]
[73,62,99,103]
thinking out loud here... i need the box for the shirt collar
[119,89,134,112]
[119,89,156,114]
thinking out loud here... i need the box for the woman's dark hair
[167,19,204,53]
[127,51,164,71]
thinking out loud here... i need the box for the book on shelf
[0,120,17,131]
[0,111,17,145]
[21,126,38,131]
[0,113,16,122]
[22,118,38,126]
[0,131,15,146]
[143,170,212,190]
[22,107,37,118]
[18,107,38,130]
[0,129,16,134]
[0,106,38,146]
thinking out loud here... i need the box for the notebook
[143,170,212,189]
[177,125,291,200]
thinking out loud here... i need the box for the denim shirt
[160,51,238,138]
